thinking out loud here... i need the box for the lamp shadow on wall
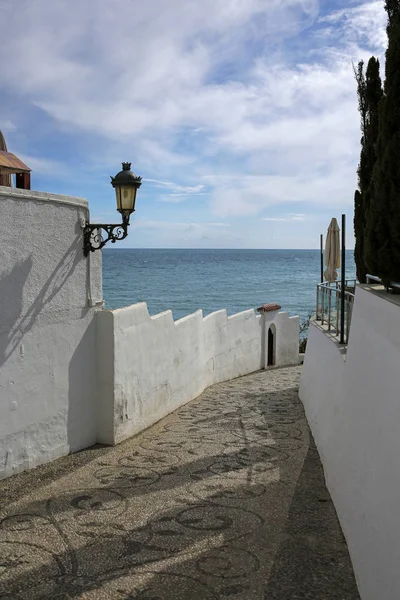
[0,240,81,368]
[0,255,33,366]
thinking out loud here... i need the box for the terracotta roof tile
[257,303,282,313]
[0,151,31,173]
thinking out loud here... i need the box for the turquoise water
[102,249,356,322]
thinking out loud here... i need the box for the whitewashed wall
[0,187,102,479]
[299,285,400,600]
[0,185,299,478]
[97,303,299,445]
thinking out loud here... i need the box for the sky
[0,0,388,249]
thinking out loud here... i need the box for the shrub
[299,310,314,353]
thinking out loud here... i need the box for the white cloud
[134,220,229,231]
[146,179,205,193]
[318,1,387,51]
[0,120,16,133]
[16,153,67,176]
[205,159,358,217]
[0,0,388,246]
[264,217,288,222]
[157,194,209,204]
[0,0,322,147]
[144,178,209,203]
[264,213,306,222]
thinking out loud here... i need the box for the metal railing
[366,274,400,292]
[316,279,356,344]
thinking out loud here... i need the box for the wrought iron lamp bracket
[83,214,130,256]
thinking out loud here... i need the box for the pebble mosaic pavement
[0,366,360,599]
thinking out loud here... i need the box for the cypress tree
[354,189,365,281]
[354,61,367,283]
[354,58,383,283]
[365,0,400,285]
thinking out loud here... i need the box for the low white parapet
[0,185,300,480]
[97,303,299,445]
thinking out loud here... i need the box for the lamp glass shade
[115,185,137,214]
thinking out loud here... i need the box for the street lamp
[83,162,142,256]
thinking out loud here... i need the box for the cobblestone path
[0,366,359,599]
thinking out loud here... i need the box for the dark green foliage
[354,60,367,135]
[365,1,400,285]
[385,0,400,24]
[354,58,383,283]
[354,190,366,282]
[299,310,314,353]
[354,62,367,283]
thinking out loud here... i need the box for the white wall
[299,285,400,600]
[0,185,299,477]
[97,303,299,445]
[0,187,102,479]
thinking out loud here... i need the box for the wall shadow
[0,477,263,599]
[4,441,287,517]
[0,430,360,599]
[67,317,97,453]
[264,437,360,599]
[1,383,305,512]
[0,255,33,365]
[0,239,81,368]
[0,443,109,509]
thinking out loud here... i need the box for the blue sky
[0,0,387,248]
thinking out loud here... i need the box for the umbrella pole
[320,234,323,283]
[340,214,346,344]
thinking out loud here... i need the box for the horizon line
[103,247,355,251]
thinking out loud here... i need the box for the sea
[102,249,356,324]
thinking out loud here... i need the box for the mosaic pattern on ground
[0,366,359,599]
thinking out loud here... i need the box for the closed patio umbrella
[324,218,340,282]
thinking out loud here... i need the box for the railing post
[337,288,340,335]
[328,288,331,330]
[320,233,324,283]
[316,279,354,345]
[340,214,346,344]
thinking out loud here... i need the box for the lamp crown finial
[122,162,131,171]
